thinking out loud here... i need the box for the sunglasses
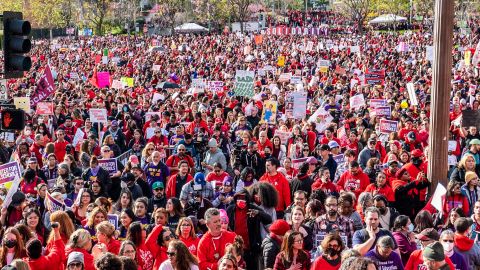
[166,252,176,257]
[154,188,163,191]
[68,262,83,268]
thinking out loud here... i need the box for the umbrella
[156,81,180,89]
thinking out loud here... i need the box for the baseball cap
[307,157,318,165]
[328,141,340,149]
[423,242,445,262]
[152,182,164,190]
[27,157,38,164]
[470,139,480,145]
[111,120,118,127]
[415,228,439,241]
[411,149,424,158]
[67,251,84,266]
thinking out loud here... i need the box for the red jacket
[337,169,370,197]
[197,231,236,270]
[259,172,292,211]
[65,247,95,270]
[402,162,428,200]
[404,249,455,270]
[145,224,167,270]
[136,241,154,270]
[54,140,69,162]
[30,143,44,167]
[166,174,193,199]
[365,184,395,202]
[186,120,209,135]
[311,181,338,194]
[24,239,64,270]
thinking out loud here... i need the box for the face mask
[236,200,247,209]
[442,242,454,253]
[62,194,67,200]
[408,223,414,232]
[412,158,422,166]
[379,207,387,215]
[324,247,339,257]
[4,239,17,248]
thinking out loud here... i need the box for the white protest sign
[431,183,447,214]
[152,93,164,104]
[448,141,457,152]
[426,46,434,62]
[146,128,155,139]
[89,109,108,123]
[2,176,21,209]
[72,128,85,147]
[350,94,366,109]
[274,130,291,145]
[406,83,418,106]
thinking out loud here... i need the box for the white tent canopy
[368,14,408,24]
[174,23,208,33]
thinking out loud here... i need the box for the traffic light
[2,11,32,79]
[1,109,25,130]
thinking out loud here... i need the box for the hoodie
[337,169,370,197]
[454,234,480,270]
[290,173,313,198]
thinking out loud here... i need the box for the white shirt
[158,260,199,270]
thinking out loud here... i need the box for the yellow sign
[465,50,471,66]
[319,66,329,73]
[14,97,30,112]
[277,55,285,67]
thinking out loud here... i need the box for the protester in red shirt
[54,129,70,162]
[365,172,395,202]
[337,161,370,198]
[198,208,236,270]
[259,158,292,218]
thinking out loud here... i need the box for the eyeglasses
[102,150,110,153]
[178,149,186,152]
[154,188,163,192]
[123,250,135,254]
[442,239,454,243]
[92,185,100,188]
[328,244,339,249]
[164,235,172,241]
[147,148,154,151]
[155,131,161,134]
[166,252,176,257]
[181,223,191,227]
[294,239,304,243]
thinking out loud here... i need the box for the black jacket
[226,203,272,252]
[290,173,313,198]
[239,151,265,179]
[82,167,112,196]
[261,235,281,269]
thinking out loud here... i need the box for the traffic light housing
[1,109,25,130]
[2,11,32,79]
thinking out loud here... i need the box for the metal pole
[427,0,454,194]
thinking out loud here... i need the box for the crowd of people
[1,9,480,270]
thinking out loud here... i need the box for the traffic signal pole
[427,0,454,194]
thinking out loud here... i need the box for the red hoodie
[106,238,121,255]
[259,172,292,211]
[145,224,167,270]
[197,231,236,270]
[179,235,200,256]
[336,169,370,197]
[404,249,455,270]
[454,234,475,251]
[24,239,64,270]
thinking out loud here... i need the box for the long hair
[22,208,47,238]
[414,210,434,233]
[79,189,94,208]
[86,207,107,228]
[248,182,278,208]
[392,215,410,232]
[0,227,25,264]
[120,208,136,231]
[167,197,184,217]
[280,230,308,264]
[115,188,133,211]
[176,217,197,240]
[13,224,33,245]
[156,227,175,247]
[168,240,198,270]
[47,211,75,244]
[119,240,137,258]
[126,222,143,247]
[320,233,345,254]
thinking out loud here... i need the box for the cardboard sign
[261,100,278,124]
[2,176,21,209]
[332,154,345,165]
[14,97,30,112]
[254,35,263,45]
[151,93,164,104]
[364,68,385,85]
[406,83,419,106]
[292,157,310,169]
[89,109,108,123]
[274,130,291,144]
[0,162,22,186]
[192,78,207,90]
[373,106,391,118]
[97,72,111,88]
[350,94,366,109]
[111,80,124,89]
[234,70,255,97]
[107,214,119,229]
[277,55,285,67]
[207,81,224,92]
[72,128,85,147]
[379,119,399,133]
[448,140,457,152]
[35,102,54,115]
[426,46,434,62]
[285,91,307,119]
[290,76,302,85]
[278,73,292,83]
[145,112,162,122]
[370,99,388,108]
[98,158,118,175]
